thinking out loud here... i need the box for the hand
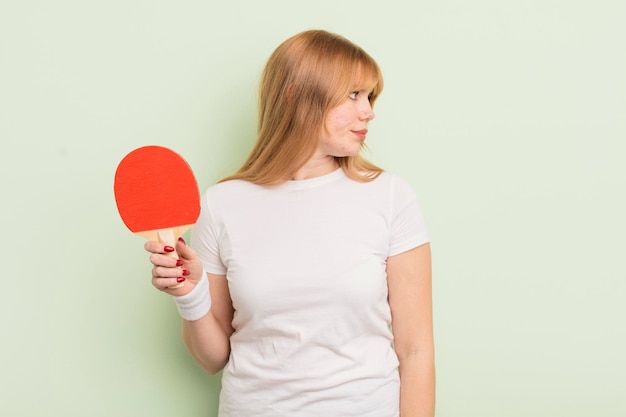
[144,237,204,296]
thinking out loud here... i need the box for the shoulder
[198,180,257,219]
[365,171,417,197]
[203,179,261,201]
[207,179,256,193]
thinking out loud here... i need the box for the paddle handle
[158,228,185,289]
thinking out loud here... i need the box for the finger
[149,253,184,268]
[152,264,188,279]
[175,237,199,261]
[144,240,176,254]
[152,276,186,291]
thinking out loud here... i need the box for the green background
[1,1,624,416]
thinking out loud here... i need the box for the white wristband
[173,272,212,321]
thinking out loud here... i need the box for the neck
[291,154,338,180]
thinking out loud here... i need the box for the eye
[348,91,359,100]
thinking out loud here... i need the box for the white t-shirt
[191,168,429,417]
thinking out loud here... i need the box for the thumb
[176,236,198,261]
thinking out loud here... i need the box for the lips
[352,129,368,140]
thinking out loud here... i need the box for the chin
[333,151,359,158]
[338,146,363,157]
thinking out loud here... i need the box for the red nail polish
[176,277,186,283]
[182,269,190,276]
[176,259,184,267]
[164,246,175,253]
[178,237,186,245]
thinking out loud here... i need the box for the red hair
[221,30,384,185]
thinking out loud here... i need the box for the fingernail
[176,277,186,283]
[176,259,184,267]
[164,246,175,253]
[178,237,186,244]
[182,269,190,276]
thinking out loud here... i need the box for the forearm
[398,350,436,417]
[182,312,231,374]
[387,244,435,416]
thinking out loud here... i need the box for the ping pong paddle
[114,146,201,288]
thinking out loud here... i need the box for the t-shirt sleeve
[190,190,227,275]
[388,175,430,257]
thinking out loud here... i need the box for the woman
[146,30,435,417]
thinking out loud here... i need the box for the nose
[360,102,375,122]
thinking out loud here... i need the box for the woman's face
[317,87,376,157]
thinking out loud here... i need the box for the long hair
[220,30,384,185]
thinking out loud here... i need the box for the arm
[146,238,234,374]
[181,271,234,374]
[387,243,435,417]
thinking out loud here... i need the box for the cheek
[327,114,350,134]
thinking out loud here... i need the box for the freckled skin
[318,89,375,158]
[295,87,376,180]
